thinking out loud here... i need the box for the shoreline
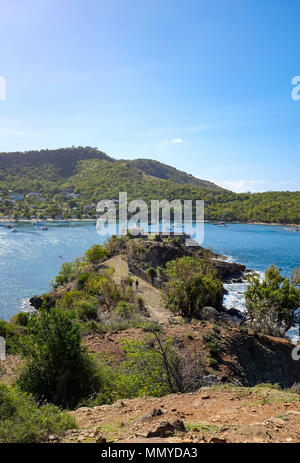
[0,218,299,227]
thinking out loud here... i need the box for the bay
[0,222,299,324]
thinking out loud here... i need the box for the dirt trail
[60,385,300,443]
[105,255,170,324]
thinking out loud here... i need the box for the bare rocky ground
[58,385,300,443]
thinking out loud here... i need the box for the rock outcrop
[120,235,247,311]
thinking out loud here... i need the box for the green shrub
[146,267,157,284]
[79,364,118,407]
[156,266,165,279]
[17,308,103,408]
[245,265,300,336]
[59,291,98,319]
[203,332,222,357]
[85,244,108,267]
[75,299,98,321]
[10,312,30,327]
[114,302,135,318]
[0,383,75,443]
[116,326,182,398]
[59,290,84,309]
[136,296,144,310]
[80,320,105,335]
[54,262,77,287]
[0,319,24,352]
[104,235,129,255]
[164,257,223,318]
[77,272,91,290]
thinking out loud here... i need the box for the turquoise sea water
[0,222,299,322]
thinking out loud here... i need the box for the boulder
[146,420,186,438]
[141,408,163,422]
[146,421,175,438]
[200,307,220,321]
[226,308,244,319]
[213,260,246,281]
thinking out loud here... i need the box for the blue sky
[0,0,299,192]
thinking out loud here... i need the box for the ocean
[0,221,299,334]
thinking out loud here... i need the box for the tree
[54,262,77,287]
[85,244,108,268]
[146,267,156,285]
[17,308,102,408]
[163,256,222,318]
[117,323,182,397]
[245,265,300,337]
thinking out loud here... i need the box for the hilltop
[0,146,298,223]
[128,158,221,189]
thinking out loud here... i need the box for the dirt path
[60,385,300,443]
[105,255,170,324]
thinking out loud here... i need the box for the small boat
[216,221,227,226]
[41,226,48,230]
[284,227,299,232]
[11,228,18,233]
[6,223,14,229]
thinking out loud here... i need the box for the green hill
[0,146,112,177]
[128,158,222,190]
[0,147,298,224]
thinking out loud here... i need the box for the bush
[104,235,129,255]
[0,319,24,352]
[80,320,105,335]
[114,302,135,318]
[146,267,156,284]
[75,299,98,321]
[164,257,223,318]
[0,383,75,443]
[17,308,103,408]
[116,324,182,397]
[245,265,300,336]
[10,312,30,327]
[54,262,77,287]
[85,244,108,267]
[59,291,98,320]
[77,272,91,290]
[79,364,118,407]
[136,296,144,310]
[59,290,84,310]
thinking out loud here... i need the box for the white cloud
[155,138,183,150]
[170,138,183,144]
[216,179,269,193]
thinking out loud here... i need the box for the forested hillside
[0,147,298,224]
[129,158,222,189]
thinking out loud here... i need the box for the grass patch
[210,383,300,404]
[186,422,220,433]
[96,422,124,441]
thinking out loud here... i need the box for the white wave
[223,282,248,313]
[19,298,34,313]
